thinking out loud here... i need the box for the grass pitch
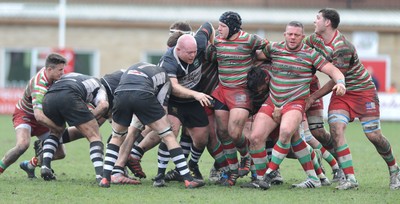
[0,115,399,203]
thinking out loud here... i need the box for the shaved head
[176,34,197,50]
[175,34,197,64]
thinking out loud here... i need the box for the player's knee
[308,116,324,131]
[308,123,324,131]
[279,126,293,140]
[193,137,208,148]
[216,128,229,140]
[361,119,380,134]
[248,132,262,145]
[328,113,349,125]
[310,128,328,137]
[158,126,173,138]
[16,138,30,150]
[16,143,30,155]
[130,117,144,131]
[112,128,128,137]
[302,129,313,142]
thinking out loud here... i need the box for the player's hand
[272,106,282,124]
[333,83,346,96]
[194,92,213,107]
[305,97,315,111]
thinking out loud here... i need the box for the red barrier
[0,88,24,115]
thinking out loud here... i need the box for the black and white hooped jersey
[158,22,213,103]
[115,62,171,106]
[101,69,125,94]
[101,69,125,106]
[48,72,108,106]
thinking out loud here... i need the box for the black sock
[103,143,119,181]
[179,132,192,159]
[89,141,104,180]
[189,145,205,167]
[61,129,70,144]
[42,135,59,169]
[156,142,169,176]
[170,147,192,181]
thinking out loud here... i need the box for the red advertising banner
[360,56,391,92]
[53,48,75,74]
[0,88,24,115]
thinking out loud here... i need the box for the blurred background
[0,0,399,119]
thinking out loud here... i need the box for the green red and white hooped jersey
[305,31,375,91]
[214,30,268,88]
[17,67,51,114]
[262,42,329,107]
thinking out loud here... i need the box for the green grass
[1,115,400,204]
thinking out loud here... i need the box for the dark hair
[45,53,67,68]
[247,66,268,93]
[219,11,242,39]
[167,32,184,47]
[169,21,192,33]
[319,8,340,29]
[287,21,304,30]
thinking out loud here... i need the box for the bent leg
[0,128,31,172]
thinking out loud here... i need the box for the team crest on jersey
[365,102,376,110]
[295,57,303,62]
[193,58,200,68]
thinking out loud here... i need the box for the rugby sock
[179,132,192,159]
[106,134,112,144]
[189,145,204,166]
[213,161,220,170]
[222,140,239,173]
[266,139,274,161]
[266,140,290,174]
[250,159,256,179]
[156,142,170,176]
[42,135,59,169]
[0,160,7,173]
[112,165,125,175]
[308,145,324,178]
[324,137,336,156]
[169,147,192,181]
[316,143,339,170]
[133,133,144,146]
[292,138,318,181]
[103,143,119,181]
[236,135,248,157]
[249,147,267,180]
[377,145,399,174]
[28,157,38,170]
[61,129,70,144]
[131,145,144,160]
[336,144,356,181]
[90,141,104,181]
[211,141,229,170]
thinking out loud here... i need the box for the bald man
[152,22,215,186]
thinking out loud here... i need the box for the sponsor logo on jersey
[235,94,247,104]
[291,104,303,110]
[128,70,147,78]
[365,102,376,110]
